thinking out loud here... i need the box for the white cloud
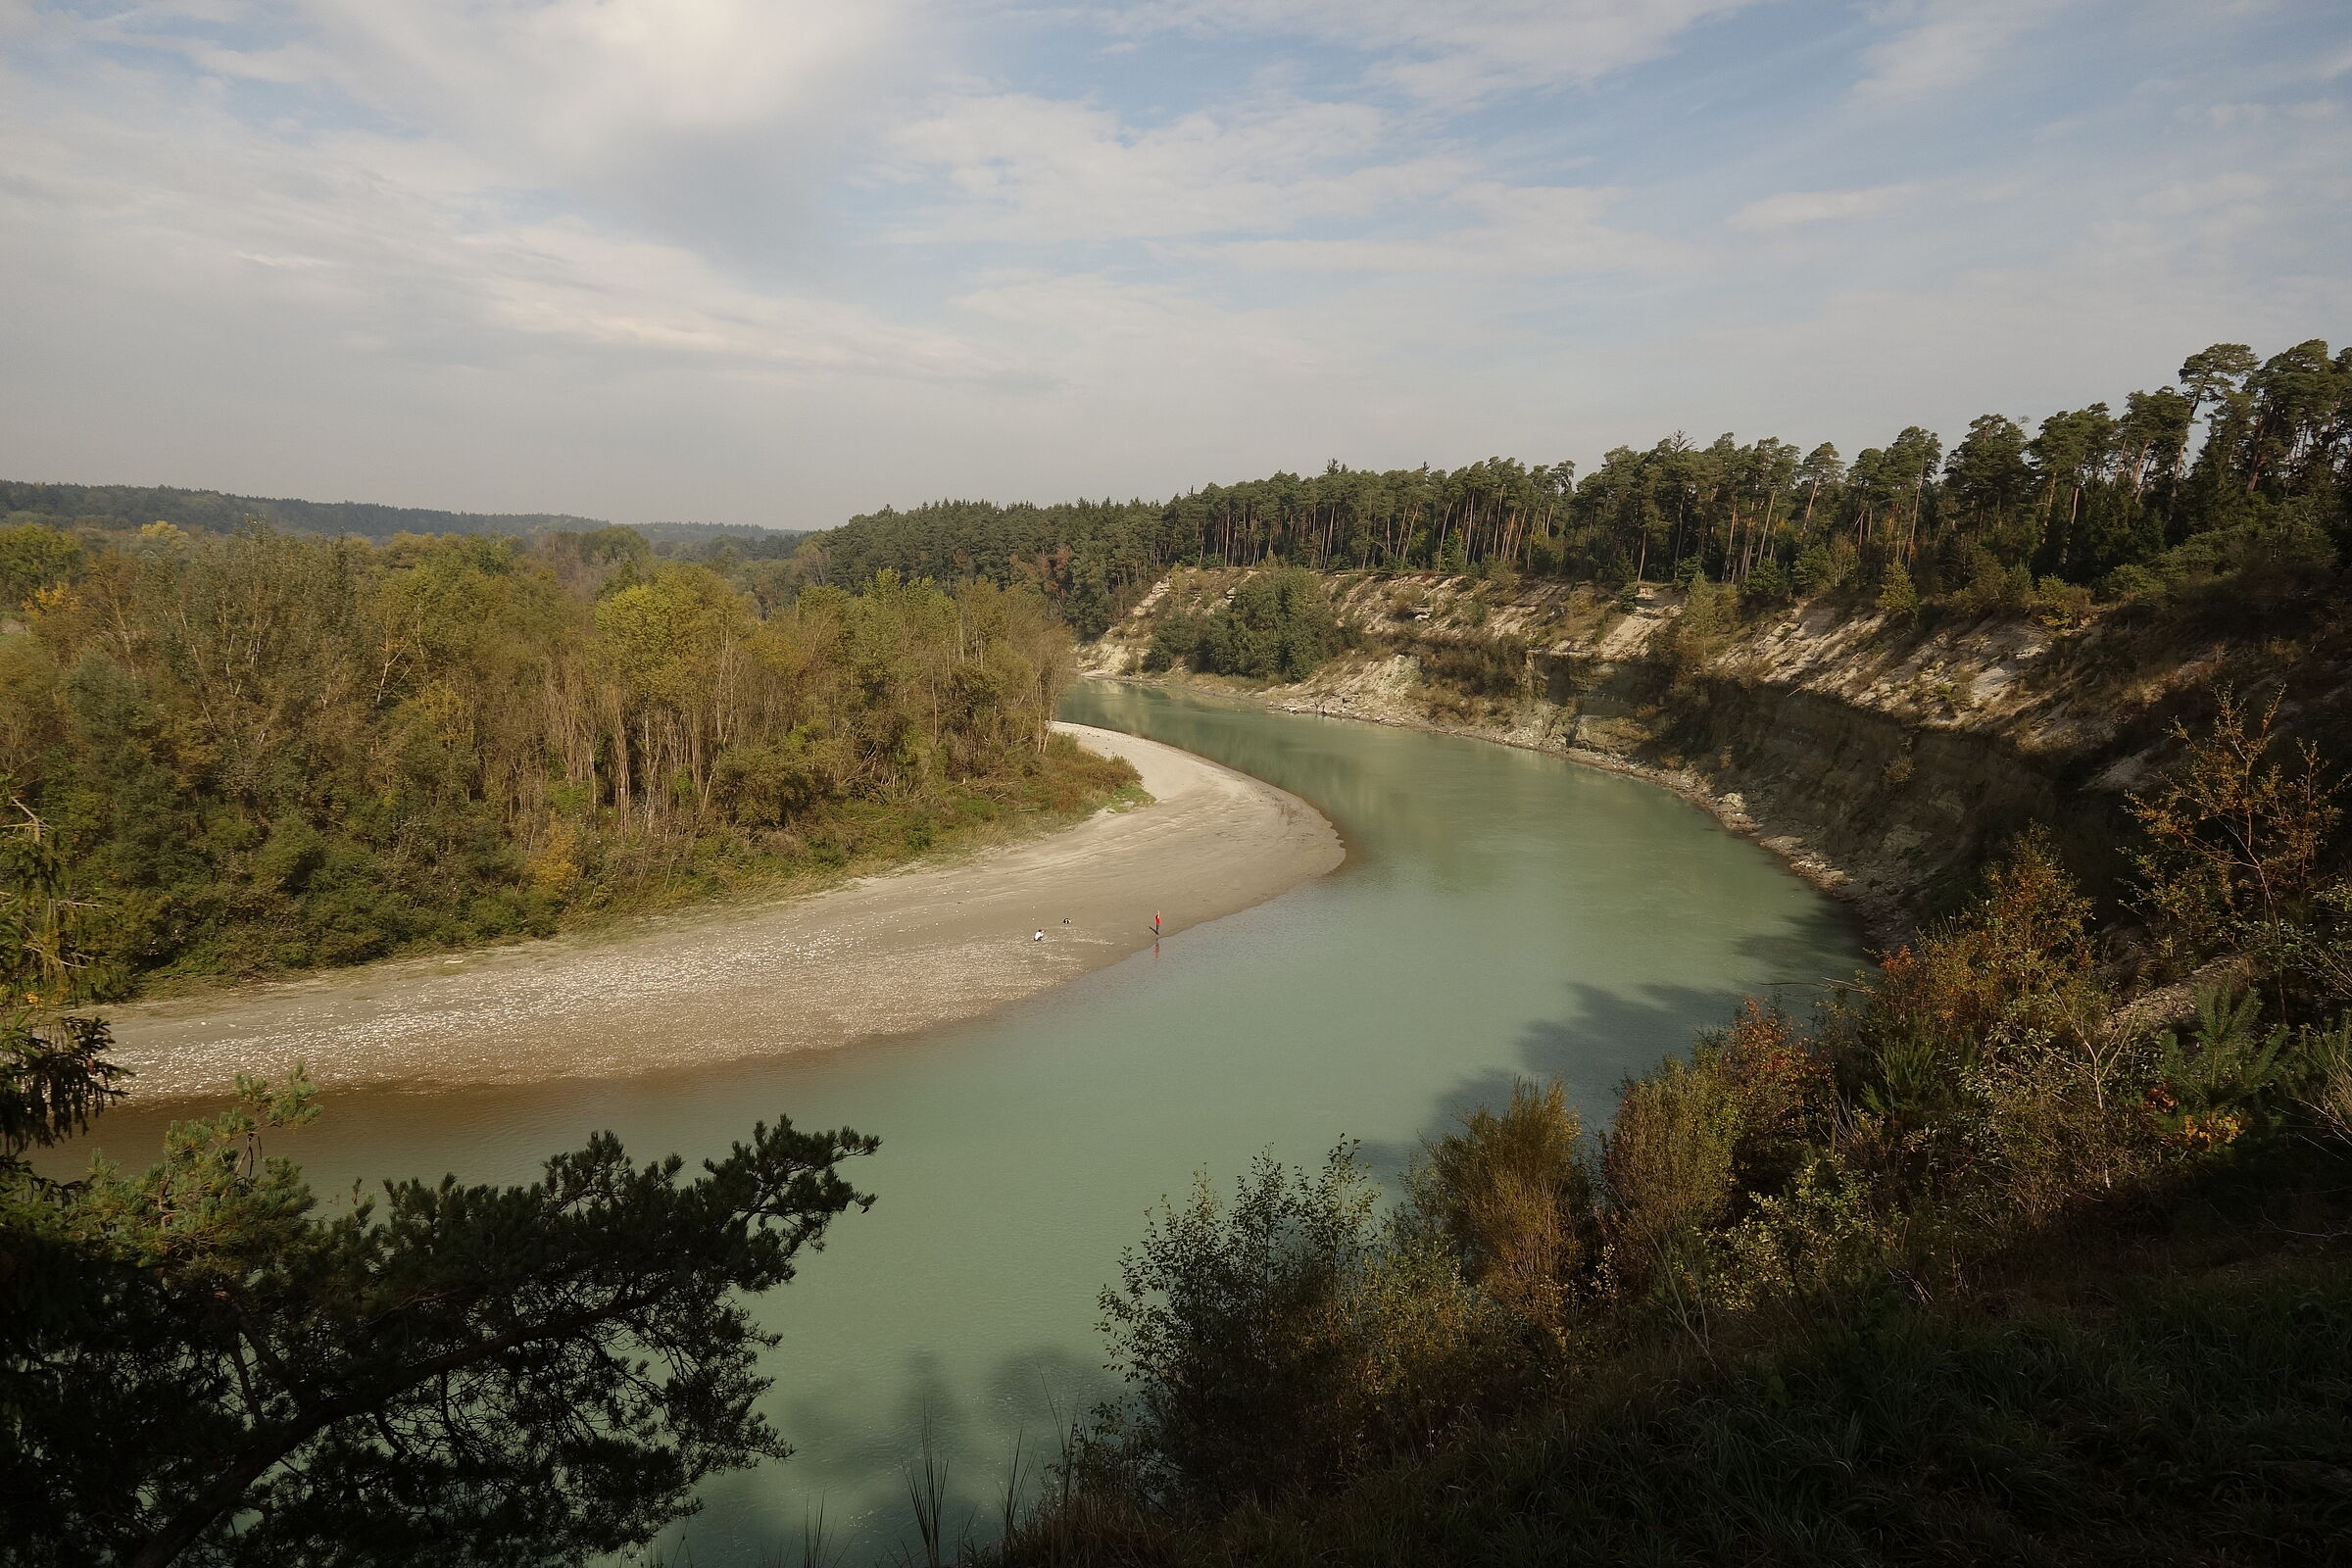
[288,0,917,163]
[1216,181,1686,275]
[954,271,1327,379]
[885,91,1472,242]
[2138,172,2270,219]
[27,0,939,257]
[1852,0,2080,106]
[1726,183,1918,232]
[1107,0,1756,99]
[0,89,991,385]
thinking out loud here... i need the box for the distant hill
[636,520,802,544]
[635,520,808,557]
[1,480,610,541]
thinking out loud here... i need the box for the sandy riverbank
[104,723,1344,1101]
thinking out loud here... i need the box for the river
[62,683,1864,1563]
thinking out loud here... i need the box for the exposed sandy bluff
[104,722,1345,1100]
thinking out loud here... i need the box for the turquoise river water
[67,683,1864,1563]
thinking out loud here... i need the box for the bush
[1658,577,1738,677]
[1745,553,1793,603]
[1088,1150,1389,1506]
[1877,562,1920,622]
[0,521,83,612]
[1599,1054,1741,1300]
[2129,689,2342,991]
[1404,1081,1596,1342]
[1086,1148,1515,1510]
[1004,703,2352,1566]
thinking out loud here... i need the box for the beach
[102,722,1345,1100]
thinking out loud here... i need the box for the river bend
[67,683,1863,1563]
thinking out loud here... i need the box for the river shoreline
[1083,671,1899,950]
[101,723,1345,1102]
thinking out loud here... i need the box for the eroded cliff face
[1084,569,2348,940]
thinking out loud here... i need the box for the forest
[808,336,2350,640]
[0,519,1127,998]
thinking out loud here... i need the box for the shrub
[2129,689,2341,992]
[1877,562,1920,622]
[1087,1147,1515,1511]
[1141,610,1203,672]
[1404,1080,1596,1341]
[0,521,83,612]
[1744,553,1793,604]
[1836,829,2104,1130]
[1089,1150,1387,1506]
[1599,1054,1741,1300]
[1658,577,1738,677]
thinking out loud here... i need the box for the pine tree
[1878,562,1920,622]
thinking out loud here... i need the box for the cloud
[286,0,916,160]
[34,0,941,259]
[1105,0,1756,99]
[1216,181,1687,275]
[2138,172,2270,220]
[954,271,1327,379]
[1726,183,1918,232]
[1852,0,2079,106]
[883,91,1474,243]
[0,88,992,385]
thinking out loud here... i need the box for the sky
[2,1,2348,529]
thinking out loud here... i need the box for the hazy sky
[3,1,2347,528]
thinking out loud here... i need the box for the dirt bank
[104,723,1344,1101]
[1082,568,2346,948]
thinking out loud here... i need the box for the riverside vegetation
[795,332,2352,1563]
[11,693,2346,1568]
[984,695,2352,1566]
[0,520,1132,998]
[0,518,1126,1564]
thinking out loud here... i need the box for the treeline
[1,479,610,543]
[800,497,1162,639]
[1000,696,2352,1565]
[637,520,808,552]
[0,519,1122,994]
[809,336,2351,631]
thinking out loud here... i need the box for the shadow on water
[677,1337,1116,1567]
[1731,900,1877,986]
[1360,975,1781,1178]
